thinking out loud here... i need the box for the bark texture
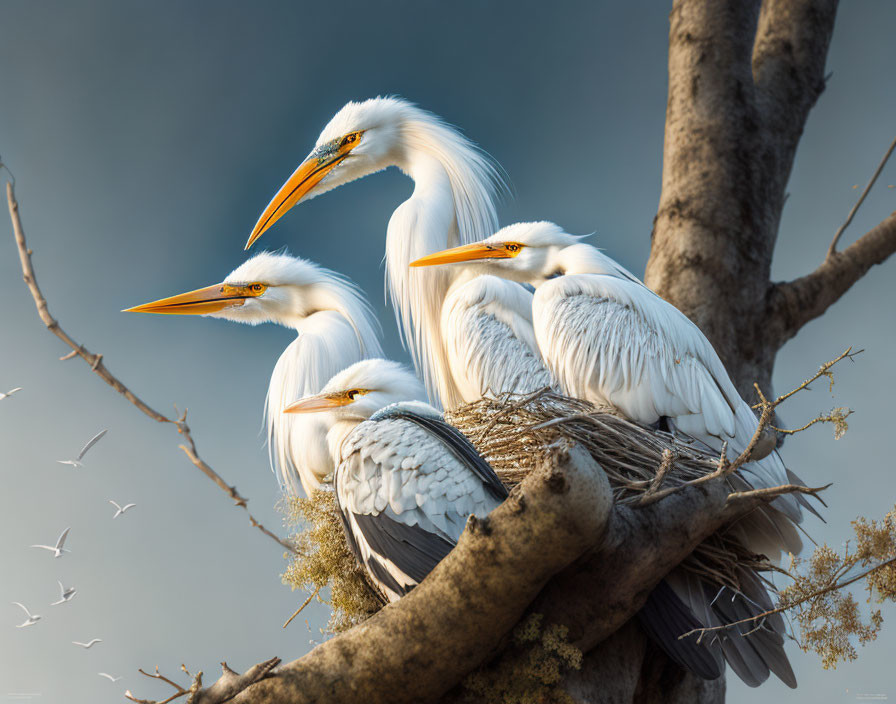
[646,0,840,397]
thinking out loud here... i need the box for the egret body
[126,252,382,496]
[285,358,507,601]
[246,97,549,408]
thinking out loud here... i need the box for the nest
[285,389,772,631]
[446,389,771,592]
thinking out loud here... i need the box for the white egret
[98,673,122,683]
[30,527,71,558]
[57,429,107,468]
[73,639,102,649]
[245,97,548,408]
[0,387,22,400]
[411,222,810,687]
[125,252,382,497]
[411,222,807,549]
[109,500,136,519]
[284,358,507,601]
[51,581,76,605]
[11,602,40,628]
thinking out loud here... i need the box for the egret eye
[341,132,361,148]
[346,389,360,400]
[505,243,522,253]
[248,283,266,294]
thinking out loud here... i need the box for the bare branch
[677,555,896,643]
[828,134,896,256]
[192,659,280,704]
[4,179,293,554]
[769,211,896,344]
[125,665,198,704]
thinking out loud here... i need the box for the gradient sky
[1,2,894,702]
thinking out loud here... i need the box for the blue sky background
[0,2,894,702]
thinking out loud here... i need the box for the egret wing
[77,429,107,461]
[443,275,552,405]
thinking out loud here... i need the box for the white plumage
[125,252,382,497]
[410,221,815,688]
[246,97,549,409]
[285,359,506,601]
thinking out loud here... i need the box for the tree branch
[828,134,896,256]
[192,444,615,704]
[4,178,294,554]
[768,210,896,345]
[752,0,839,163]
[676,555,896,643]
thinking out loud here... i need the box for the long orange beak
[245,138,361,250]
[283,393,353,414]
[409,242,511,268]
[123,283,254,315]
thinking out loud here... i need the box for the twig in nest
[4,179,293,554]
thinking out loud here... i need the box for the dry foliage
[462,613,583,704]
[282,489,382,633]
[780,504,896,668]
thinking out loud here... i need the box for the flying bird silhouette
[30,527,71,558]
[12,602,40,628]
[109,500,136,519]
[0,387,22,400]
[57,429,107,467]
[98,673,121,682]
[72,639,102,649]
[51,580,76,605]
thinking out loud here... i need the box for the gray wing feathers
[336,412,505,600]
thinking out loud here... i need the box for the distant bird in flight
[30,527,71,558]
[98,673,121,682]
[12,602,41,628]
[245,97,536,410]
[109,500,136,519]
[51,581,76,605]
[57,429,108,468]
[285,358,506,601]
[0,387,22,400]
[72,639,102,649]
[124,252,382,497]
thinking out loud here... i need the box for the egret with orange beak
[245,97,548,409]
[284,358,506,602]
[125,252,382,497]
[411,222,811,688]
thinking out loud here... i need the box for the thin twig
[828,134,896,257]
[476,386,553,444]
[283,586,322,628]
[125,666,194,704]
[5,179,294,554]
[678,555,896,642]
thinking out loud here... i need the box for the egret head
[246,97,420,249]
[123,252,362,328]
[409,221,582,285]
[283,359,425,422]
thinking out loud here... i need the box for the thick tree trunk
[645,0,838,398]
